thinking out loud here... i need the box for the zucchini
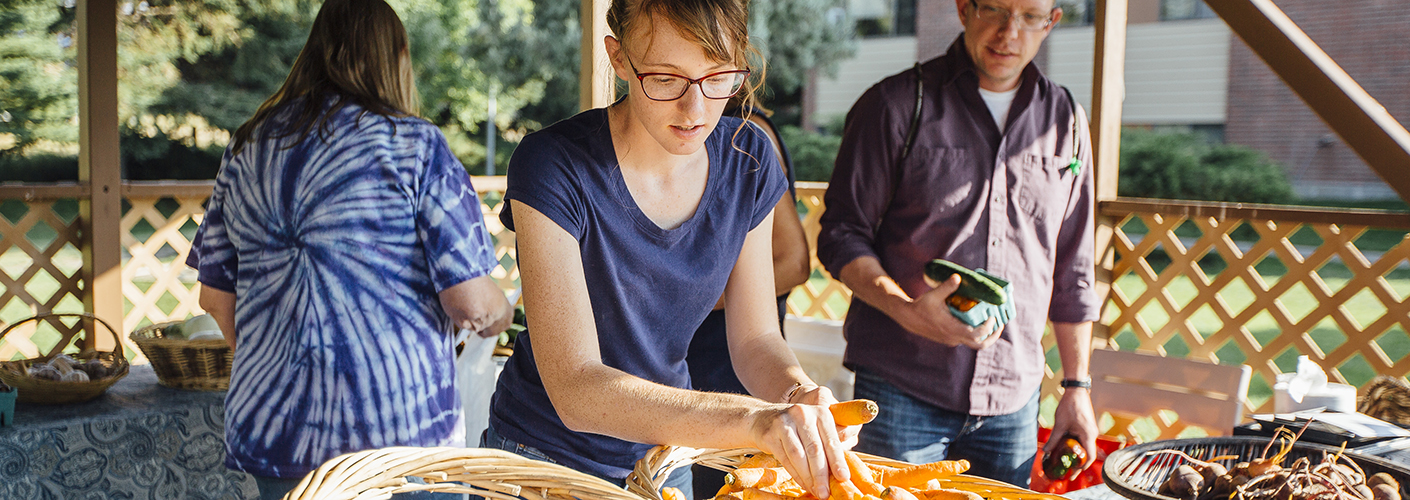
[923,259,1009,305]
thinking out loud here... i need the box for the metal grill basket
[1101,436,1410,500]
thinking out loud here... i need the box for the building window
[853,0,917,38]
[1055,0,1096,27]
[1160,0,1216,21]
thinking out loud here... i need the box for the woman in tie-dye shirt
[185,1,512,498]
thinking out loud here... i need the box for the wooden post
[1088,0,1127,342]
[1205,0,1410,203]
[78,0,122,351]
[579,0,614,111]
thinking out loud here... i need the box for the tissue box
[1275,382,1357,413]
[0,386,15,427]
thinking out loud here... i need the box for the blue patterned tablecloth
[0,365,257,500]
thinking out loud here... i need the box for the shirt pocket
[894,147,976,214]
[1016,154,1071,222]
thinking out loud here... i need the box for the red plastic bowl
[1030,426,1129,494]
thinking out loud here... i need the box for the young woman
[485,0,854,497]
[187,1,512,498]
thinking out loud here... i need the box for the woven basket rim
[128,320,232,391]
[281,446,646,500]
[280,445,1071,500]
[0,313,130,403]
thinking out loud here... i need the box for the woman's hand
[750,400,850,499]
[790,384,860,448]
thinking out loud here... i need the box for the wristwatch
[1060,377,1093,390]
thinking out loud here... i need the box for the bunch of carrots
[662,400,982,500]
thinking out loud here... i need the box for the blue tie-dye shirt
[187,99,498,478]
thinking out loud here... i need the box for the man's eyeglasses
[627,56,750,102]
[968,0,1055,31]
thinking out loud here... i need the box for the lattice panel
[790,185,853,320]
[476,185,521,297]
[0,199,86,361]
[121,196,209,364]
[1106,212,1410,414]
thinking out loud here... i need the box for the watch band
[1060,377,1093,389]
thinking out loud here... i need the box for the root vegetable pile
[1147,427,1402,500]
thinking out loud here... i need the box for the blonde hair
[231,0,419,154]
[607,0,765,115]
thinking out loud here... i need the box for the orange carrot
[717,484,738,497]
[880,486,920,500]
[915,489,982,500]
[743,487,802,500]
[830,400,880,426]
[845,452,884,496]
[875,460,970,488]
[829,476,866,500]
[762,479,806,497]
[728,468,791,489]
[739,453,783,469]
[663,487,687,500]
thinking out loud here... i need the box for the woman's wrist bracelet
[781,382,818,404]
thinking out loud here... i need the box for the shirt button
[992,195,1002,203]
[991,240,1000,247]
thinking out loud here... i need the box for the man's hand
[438,275,515,338]
[895,275,1003,350]
[1045,387,1098,478]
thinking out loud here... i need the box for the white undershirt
[978,87,1019,133]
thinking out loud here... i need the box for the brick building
[813,0,1410,200]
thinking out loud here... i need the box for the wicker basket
[0,313,130,405]
[130,320,233,391]
[1101,436,1410,500]
[628,446,1071,500]
[280,447,644,500]
[280,445,1072,500]
[1359,375,1410,427]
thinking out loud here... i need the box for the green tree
[750,0,855,98]
[1118,129,1295,205]
[0,0,77,154]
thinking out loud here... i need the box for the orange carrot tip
[830,400,881,426]
[662,487,687,500]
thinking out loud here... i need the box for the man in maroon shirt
[817,0,1101,487]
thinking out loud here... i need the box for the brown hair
[230,0,419,154]
[607,0,765,115]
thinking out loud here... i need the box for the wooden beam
[1206,0,1410,202]
[78,0,122,352]
[1090,0,1126,204]
[1088,0,1128,341]
[579,0,613,111]
[1100,198,1410,229]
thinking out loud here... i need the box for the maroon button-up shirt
[817,36,1100,416]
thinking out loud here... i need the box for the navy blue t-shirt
[491,107,787,479]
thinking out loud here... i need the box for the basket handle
[0,312,122,358]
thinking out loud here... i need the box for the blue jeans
[481,425,693,499]
[253,474,460,500]
[852,367,1038,487]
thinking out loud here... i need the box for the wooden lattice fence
[1098,198,1410,439]
[8,182,1410,445]
[0,195,87,362]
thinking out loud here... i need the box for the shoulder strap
[897,63,925,163]
[1058,85,1084,175]
[874,63,925,233]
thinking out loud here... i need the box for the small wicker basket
[0,313,130,405]
[280,445,1071,500]
[130,320,233,391]
[280,447,644,500]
